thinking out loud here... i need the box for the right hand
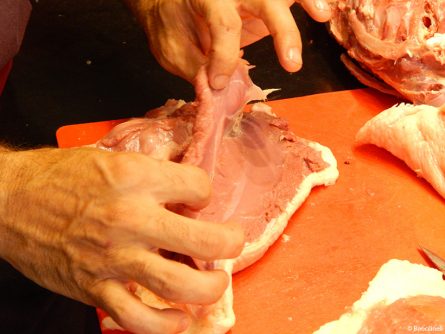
[0,147,244,334]
[127,0,331,89]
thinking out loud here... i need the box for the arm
[123,0,332,89]
[0,146,244,334]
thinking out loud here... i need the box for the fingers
[149,159,213,209]
[91,153,244,259]
[108,154,212,209]
[191,0,242,89]
[141,208,245,261]
[111,248,230,305]
[147,26,207,83]
[143,0,207,82]
[92,280,190,334]
[258,0,303,72]
[297,0,332,23]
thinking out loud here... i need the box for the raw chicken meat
[98,61,339,333]
[356,103,445,199]
[328,0,445,106]
[314,259,445,334]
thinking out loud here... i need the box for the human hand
[0,147,244,334]
[126,0,331,89]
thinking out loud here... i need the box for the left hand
[126,0,331,89]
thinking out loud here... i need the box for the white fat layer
[426,33,445,49]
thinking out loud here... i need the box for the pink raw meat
[314,259,445,334]
[97,61,338,333]
[358,295,445,333]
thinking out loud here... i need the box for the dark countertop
[0,0,361,148]
[0,1,362,334]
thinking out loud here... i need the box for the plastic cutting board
[56,88,445,334]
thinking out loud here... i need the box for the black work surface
[0,1,362,334]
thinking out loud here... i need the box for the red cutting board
[57,88,445,334]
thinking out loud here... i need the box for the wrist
[0,147,36,260]
[0,147,18,259]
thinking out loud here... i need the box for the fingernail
[211,75,229,90]
[287,47,302,71]
[315,0,330,11]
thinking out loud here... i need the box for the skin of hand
[125,0,332,89]
[0,147,244,334]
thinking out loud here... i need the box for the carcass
[328,0,445,106]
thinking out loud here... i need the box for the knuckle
[109,303,134,329]
[153,268,183,301]
[71,272,97,303]
[193,229,225,260]
[96,152,149,186]
[96,198,150,245]
[89,281,109,307]
[208,9,242,36]
[133,258,156,279]
[104,153,133,176]
[201,224,244,260]
[102,196,132,225]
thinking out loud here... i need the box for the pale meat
[357,295,445,333]
[356,103,445,199]
[98,61,339,334]
[328,0,445,106]
[97,99,195,161]
[314,259,445,334]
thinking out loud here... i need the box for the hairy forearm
[0,146,54,261]
[0,146,21,260]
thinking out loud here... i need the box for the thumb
[191,0,242,89]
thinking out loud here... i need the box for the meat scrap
[356,103,445,199]
[98,61,339,334]
[328,0,445,106]
[314,259,445,334]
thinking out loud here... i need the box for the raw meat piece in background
[356,103,445,200]
[313,259,445,334]
[97,62,339,333]
[328,0,445,106]
[328,1,445,199]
